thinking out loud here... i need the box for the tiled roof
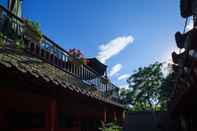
[0,48,125,109]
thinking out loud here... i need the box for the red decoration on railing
[67,48,89,65]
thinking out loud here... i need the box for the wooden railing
[0,4,121,100]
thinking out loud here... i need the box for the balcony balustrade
[0,4,121,102]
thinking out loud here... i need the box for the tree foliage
[99,122,122,131]
[120,62,176,111]
[159,70,176,110]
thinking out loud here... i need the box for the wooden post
[104,110,107,123]
[122,110,126,121]
[101,107,107,123]
[114,111,117,121]
[47,98,57,131]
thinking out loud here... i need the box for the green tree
[120,62,175,111]
[159,69,176,111]
[99,122,122,131]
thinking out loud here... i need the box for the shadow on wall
[123,111,165,131]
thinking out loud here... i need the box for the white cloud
[159,43,180,64]
[186,20,193,31]
[159,47,177,77]
[119,84,129,89]
[159,45,181,77]
[109,64,122,77]
[161,62,171,77]
[96,35,134,63]
[118,74,130,81]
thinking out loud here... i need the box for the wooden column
[101,107,107,123]
[113,111,117,121]
[122,110,126,121]
[73,115,81,129]
[47,98,57,131]
[0,112,5,129]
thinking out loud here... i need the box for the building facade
[0,4,126,131]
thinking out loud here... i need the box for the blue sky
[0,0,190,87]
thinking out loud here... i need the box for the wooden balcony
[0,4,121,103]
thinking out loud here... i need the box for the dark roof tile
[0,50,125,109]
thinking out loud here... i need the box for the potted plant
[99,122,122,131]
[23,19,42,43]
[0,32,5,47]
[15,39,25,50]
[101,76,109,84]
[67,48,89,66]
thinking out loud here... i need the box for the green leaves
[120,62,175,112]
[24,19,42,43]
[0,32,5,47]
[99,122,122,131]
[15,39,25,49]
